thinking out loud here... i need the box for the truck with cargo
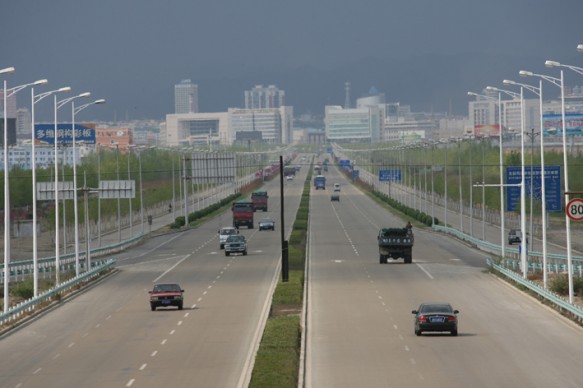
[232,201,254,229]
[377,227,414,264]
[251,190,269,212]
[314,175,326,190]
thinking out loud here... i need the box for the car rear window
[421,304,452,313]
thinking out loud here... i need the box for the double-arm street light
[468,91,506,257]
[2,69,47,312]
[503,78,549,289]
[520,67,572,300]
[72,98,105,276]
[54,92,90,285]
[487,85,527,278]
[31,85,71,296]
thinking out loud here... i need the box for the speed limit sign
[566,198,583,221]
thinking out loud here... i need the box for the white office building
[164,112,229,147]
[174,79,199,114]
[324,105,382,143]
[244,85,285,109]
[0,143,89,171]
[229,107,293,144]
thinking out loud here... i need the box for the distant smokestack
[344,82,351,109]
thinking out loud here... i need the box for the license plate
[430,316,445,323]
[161,300,171,305]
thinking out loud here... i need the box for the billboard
[506,165,562,212]
[474,124,500,138]
[34,124,96,145]
[542,113,583,136]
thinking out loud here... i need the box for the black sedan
[258,218,275,231]
[412,303,459,336]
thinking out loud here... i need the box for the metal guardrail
[0,233,143,283]
[486,257,583,321]
[0,259,116,327]
[433,224,583,270]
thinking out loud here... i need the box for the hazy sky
[2,0,583,122]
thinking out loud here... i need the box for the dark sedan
[412,303,459,336]
[258,218,275,231]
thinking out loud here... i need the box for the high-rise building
[244,85,285,109]
[16,107,31,141]
[174,79,198,114]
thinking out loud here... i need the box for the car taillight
[418,315,427,322]
[447,316,457,322]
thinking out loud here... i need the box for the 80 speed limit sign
[566,198,583,221]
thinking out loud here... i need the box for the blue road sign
[34,124,96,145]
[506,165,562,212]
[379,169,402,182]
[352,169,359,180]
[339,159,350,168]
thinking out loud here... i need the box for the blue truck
[314,175,326,190]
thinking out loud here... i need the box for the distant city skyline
[2,1,582,122]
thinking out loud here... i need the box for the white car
[218,226,238,249]
[334,183,341,192]
[286,175,294,181]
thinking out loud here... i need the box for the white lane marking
[191,304,197,309]
[95,323,101,328]
[106,315,112,320]
[33,368,42,375]
[153,254,192,283]
[169,330,175,335]
[151,350,158,357]
[139,364,147,371]
[177,321,183,326]
[68,342,75,348]
[197,297,203,302]
[126,379,135,387]
[393,324,398,330]
[416,263,434,279]
[161,339,167,345]
[52,354,60,360]
[184,313,189,318]
[410,358,417,365]
[14,383,22,388]
[404,345,410,351]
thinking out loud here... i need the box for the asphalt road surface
[0,163,305,388]
[305,164,583,388]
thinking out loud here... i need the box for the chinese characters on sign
[34,124,96,145]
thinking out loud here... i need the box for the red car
[149,283,184,311]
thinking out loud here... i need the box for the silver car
[225,235,247,256]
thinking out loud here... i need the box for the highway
[0,165,305,388]
[305,164,583,388]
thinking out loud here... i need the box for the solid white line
[416,263,434,279]
[153,254,191,283]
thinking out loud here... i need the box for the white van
[334,183,341,192]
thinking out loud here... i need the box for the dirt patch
[271,304,302,317]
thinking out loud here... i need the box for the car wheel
[225,252,230,256]
[243,250,247,256]
[220,244,224,249]
[415,327,421,336]
[178,303,183,311]
[151,304,156,311]
[451,329,458,336]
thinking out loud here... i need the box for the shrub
[11,279,34,300]
[549,274,569,295]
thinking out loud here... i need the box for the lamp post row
[1,67,105,312]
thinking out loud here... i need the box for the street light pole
[520,68,570,296]
[72,98,104,275]
[31,85,71,296]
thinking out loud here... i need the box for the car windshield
[221,229,236,235]
[420,304,452,314]
[153,284,181,293]
[260,219,273,223]
[227,235,245,242]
